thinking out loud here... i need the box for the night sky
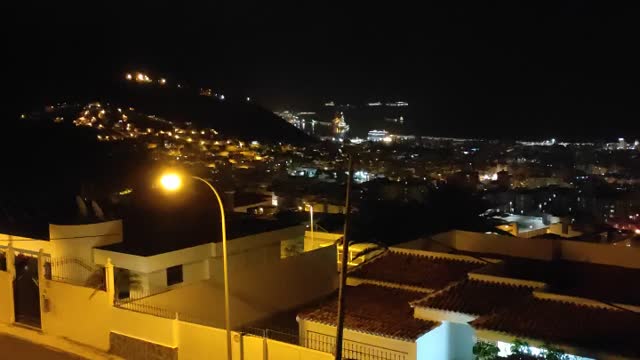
[3,2,639,140]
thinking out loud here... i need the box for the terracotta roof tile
[415,279,533,316]
[349,251,484,290]
[475,258,640,306]
[298,284,438,341]
[472,297,640,357]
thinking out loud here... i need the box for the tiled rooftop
[298,284,439,341]
[475,258,640,306]
[472,297,640,357]
[348,250,485,290]
[414,279,533,316]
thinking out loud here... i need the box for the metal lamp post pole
[193,176,232,360]
[335,155,354,360]
[310,204,314,244]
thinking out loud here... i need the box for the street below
[0,334,84,359]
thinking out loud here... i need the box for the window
[166,265,183,286]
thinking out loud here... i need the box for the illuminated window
[167,265,183,286]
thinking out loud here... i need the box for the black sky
[3,2,640,140]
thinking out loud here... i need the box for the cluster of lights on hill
[123,72,250,103]
[64,101,277,171]
[125,72,169,86]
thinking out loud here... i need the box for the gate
[13,253,41,328]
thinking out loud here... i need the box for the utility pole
[335,154,354,360]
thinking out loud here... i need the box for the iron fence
[243,327,408,360]
[44,256,100,287]
[114,299,176,319]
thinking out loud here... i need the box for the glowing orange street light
[160,173,182,191]
[159,172,231,360]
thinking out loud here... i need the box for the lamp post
[159,173,232,360]
[305,203,314,244]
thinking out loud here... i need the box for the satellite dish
[91,201,105,221]
[76,196,88,218]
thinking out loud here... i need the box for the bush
[473,341,500,360]
[511,339,531,356]
[540,343,568,360]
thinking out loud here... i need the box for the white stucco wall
[416,322,473,360]
[0,234,51,255]
[431,230,640,269]
[1,220,123,261]
[142,259,211,293]
[446,230,555,260]
[304,231,342,252]
[560,240,640,269]
[141,245,338,329]
[0,270,14,324]
[41,280,112,350]
[94,225,305,296]
[216,225,305,258]
[50,220,123,262]
[209,245,338,325]
[299,319,417,360]
[94,242,214,273]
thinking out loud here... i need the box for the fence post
[6,243,15,279]
[172,312,180,349]
[105,258,115,305]
[37,249,48,318]
[262,328,268,360]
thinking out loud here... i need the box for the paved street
[0,334,84,359]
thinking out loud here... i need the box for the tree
[540,343,568,360]
[473,341,500,360]
[511,339,531,356]
[86,266,142,300]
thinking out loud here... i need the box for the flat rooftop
[494,214,555,233]
[98,213,300,256]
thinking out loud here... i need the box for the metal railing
[114,299,176,319]
[44,256,99,287]
[243,327,408,360]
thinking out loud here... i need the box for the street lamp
[305,203,314,245]
[159,173,232,360]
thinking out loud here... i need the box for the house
[93,214,305,296]
[297,249,484,360]
[296,230,640,360]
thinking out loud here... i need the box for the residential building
[297,230,640,360]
